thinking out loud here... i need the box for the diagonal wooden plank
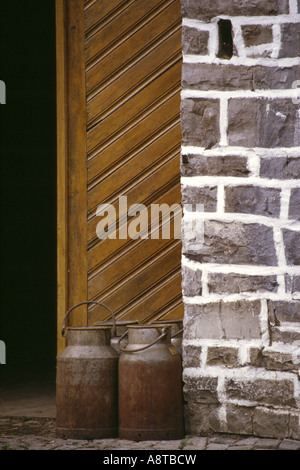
[83,0,183,325]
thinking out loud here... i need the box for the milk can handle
[62,301,116,337]
[117,327,169,353]
[172,328,183,339]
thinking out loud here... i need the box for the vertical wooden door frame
[56,0,88,354]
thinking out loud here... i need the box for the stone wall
[180,0,300,439]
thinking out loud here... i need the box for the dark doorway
[0,1,57,390]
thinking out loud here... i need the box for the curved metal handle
[149,319,183,338]
[62,301,116,337]
[117,327,169,353]
[172,328,183,339]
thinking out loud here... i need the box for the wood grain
[56,0,68,354]
[56,0,88,353]
[57,0,183,345]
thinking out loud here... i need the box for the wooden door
[56,0,183,352]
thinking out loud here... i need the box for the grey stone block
[242,25,273,47]
[271,327,300,344]
[183,403,221,435]
[250,348,298,371]
[206,346,239,367]
[283,229,300,265]
[226,404,254,436]
[253,408,290,439]
[181,154,250,177]
[182,63,300,90]
[182,344,202,368]
[268,300,300,323]
[290,414,300,440]
[278,439,300,450]
[184,300,262,340]
[228,98,299,148]
[183,375,219,404]
[260,157,300,180]
[181,185,218,212]
[289,188,300,220]
[184,220,278,266]
[182,265,202,297]
[279,23,300,58]
[225,185,281,217]
[182,26,209,55]
[253,438,281,449]
[285,274,300,293]
[226,377,296,407]
[208,272,278,294]
[181,98,220,148]
[181,0,289,21]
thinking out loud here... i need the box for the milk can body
[56,326,118,439]
[118,325,184,441]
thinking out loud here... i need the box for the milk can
[94,320,139,354]
[56,301,119,440]
[118,324,184,440]
[152,319,183,355]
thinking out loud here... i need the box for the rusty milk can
[118,324,184,441]
[94,319,139,354]
[56,301,119,440]
[152,319,183,355]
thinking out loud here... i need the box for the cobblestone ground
[1,417,300,451]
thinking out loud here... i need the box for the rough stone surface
[184,300,262,340]
[182,266,202,297]
[206,346,239,367]
[181,0,289,21]
[279,23,300,58]
[181,98,220,148]
[260,157,300,180]
[180,0,300,444]
[283,229,300,265]
[181,154,250,177]
[278,439,300,450]
[268,300,300,323]
[271,327,300,344]
[253,408,290,439]
[184,220,278,266]
[252,438,281,449]
[181,185,218,212]
[225,377,296,407]
[285,275,300,293]
[242,25,273,47]
[227,98,299,148]
[183,403,220,435]
[290,414,300,440]
[182,26,209,55]
[289,188,300,220]
[250,348,298,371]
[182,344,202,368]
[2,416,297,450]
[3,416,298,450]
[182,63,300,90]
[226,404,254,436]
[225,185,281,217]
[183,375,219,404]
[208,272,278,294]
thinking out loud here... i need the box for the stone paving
[1,416,300,451]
